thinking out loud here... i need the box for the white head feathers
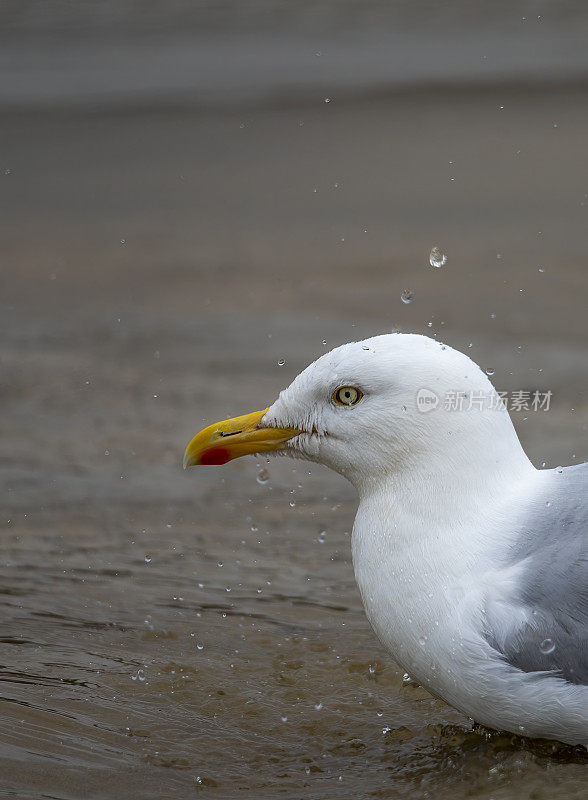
[262,333,532,492]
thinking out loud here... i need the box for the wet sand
[1,87,588,797]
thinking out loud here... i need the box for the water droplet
[289,501,296,508]
[324,97,331,104]
[418,636,427,646]
[197,643,204,650]
[429,246,447,268]
[556,466,563,474]
[281,715,288,722]
[322,339,327,345]
[144,555,152,564]
[539,638,555,655]
[400,289,414,304]
[485,367,495,376]
[314,702,323,710]
[277,358,285,366]
[361,345,370,350]
[256,468,270,485]
[317,530,326,544]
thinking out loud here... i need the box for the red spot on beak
[199,447,232,466]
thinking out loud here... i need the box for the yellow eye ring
[333,386,363,406]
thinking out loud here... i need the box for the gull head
[184,333,519,489]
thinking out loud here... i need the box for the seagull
[183,333,587,746]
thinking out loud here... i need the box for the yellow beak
[183,408,301,468]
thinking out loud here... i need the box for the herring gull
[183,333,587,745]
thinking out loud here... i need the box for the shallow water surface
[3,477,587,799]
[1,303,587,797]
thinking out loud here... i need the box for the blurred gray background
[1,3,587,798]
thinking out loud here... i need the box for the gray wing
[484,463,588,684]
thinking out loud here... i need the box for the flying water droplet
[429,246,447,268]
[400,289,414,304]
[256,468,270,485]
[539,638,555,655]
[277,358,285,366]
[485,367,495,376]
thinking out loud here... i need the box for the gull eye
[333,385,363,406]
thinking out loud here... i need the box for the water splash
[429,246,447,268]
